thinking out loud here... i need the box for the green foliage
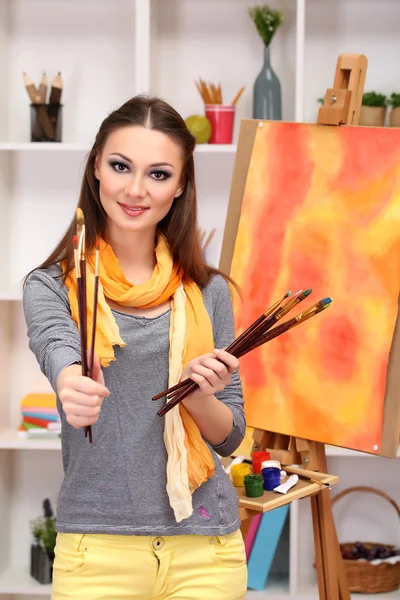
[317,97,324,106]
[388,93,400,108]
[30,517,44,545]
[30,498,57,560]
[362,92,387,107]
[248,5,283,46]
[41,515,57,560]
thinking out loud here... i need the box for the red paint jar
[251,451,271,474]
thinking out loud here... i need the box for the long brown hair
[26,95,234,290]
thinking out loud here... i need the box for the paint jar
[251,450,271,474]
[261,460,281,491]
[244,474,264,497]
[231,463,251,486]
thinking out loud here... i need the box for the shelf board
[297,579,400,599]
[0,565,52,595]
[1,428,397,457]
[0,429,61,451]
[0,142,237,154]
[0,142,90,152]
[0,568,289,599]
[246,574,289,599]
[0,290,22,301]
[195,143,237,153]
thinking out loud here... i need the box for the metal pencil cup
[30,104,63,142]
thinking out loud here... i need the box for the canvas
[229,121,400,455]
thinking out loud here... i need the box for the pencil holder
[30,103,63,142]
[205,104,235,144]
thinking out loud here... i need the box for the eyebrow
[108,152,175,169]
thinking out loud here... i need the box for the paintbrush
[242,298,332,355]
[153,289,311,404]
[88,239,100,379]
[156,297,332,417]
[76,208,92,443]
[152,289,293,403]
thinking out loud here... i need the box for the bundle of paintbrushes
[153,290,332,417]
[74,208,100,443]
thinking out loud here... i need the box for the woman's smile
[118,202,150,218]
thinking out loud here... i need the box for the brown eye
[109,161,129,173]
[150,170,170,181]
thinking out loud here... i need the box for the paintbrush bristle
[317,298,332,310]
[297,289,312,301]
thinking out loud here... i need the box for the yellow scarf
[63,235,215,522]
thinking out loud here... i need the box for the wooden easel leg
[325,501,350,600]
[311,494,327,600]
[311,443,350,600]
[319,489,339,599]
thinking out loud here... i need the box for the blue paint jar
[261,460,281,491]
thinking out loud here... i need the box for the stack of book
[18,393,61,438]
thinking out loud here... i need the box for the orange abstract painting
[230,122,400,454]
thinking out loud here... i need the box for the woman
[23,95,247,600]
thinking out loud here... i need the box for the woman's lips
[118,203,150,217]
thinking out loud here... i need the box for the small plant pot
[30,544,53,584]
[359,106,387,127]
[389,106,400,127]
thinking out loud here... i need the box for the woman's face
[94,125,184,238]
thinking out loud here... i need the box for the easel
[238,434,347,600]
[237,54,368,600]
[318,54,367,125]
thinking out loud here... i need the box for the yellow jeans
[51,530,248,600]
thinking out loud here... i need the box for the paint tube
[273,474,299,494]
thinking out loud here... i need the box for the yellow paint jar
[231,463,251,486]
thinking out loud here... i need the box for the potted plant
[249,4,283,120]
[388,93,400,127]
[359,92,387,127]
[30,498,56,584]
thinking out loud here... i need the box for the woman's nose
[124,175,146,199]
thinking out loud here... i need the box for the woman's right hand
[57,354,110,429]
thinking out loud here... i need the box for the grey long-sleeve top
[23,266,245,536]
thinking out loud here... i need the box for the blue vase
[253,44,282,120]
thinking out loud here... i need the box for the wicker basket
[331,486,400,594]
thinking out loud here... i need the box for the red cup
[205,104,235,144]
[251,451,271,474]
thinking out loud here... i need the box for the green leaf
[248,5,283,46]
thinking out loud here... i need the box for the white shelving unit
[0,1,399,599]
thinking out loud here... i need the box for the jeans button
[152,537,165,550]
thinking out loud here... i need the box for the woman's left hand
[181,349,239,401]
